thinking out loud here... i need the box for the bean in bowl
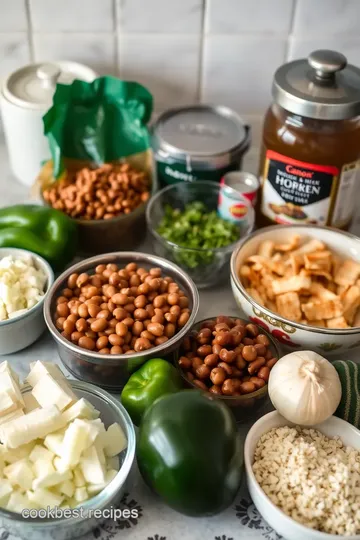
[177,316,278,396]
[54,261,190,354]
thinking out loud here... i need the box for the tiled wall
[1,0,360,151]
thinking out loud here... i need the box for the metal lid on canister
[152,105,250,166]
[2,61,98,110]
[273,50,360,120]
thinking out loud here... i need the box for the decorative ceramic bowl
[230,224,360,355]
[244,411,360,540]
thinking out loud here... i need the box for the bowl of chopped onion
[245,410,360,540]
[0,247,54,354]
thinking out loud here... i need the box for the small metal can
[218,171,259,222]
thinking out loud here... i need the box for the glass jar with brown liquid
[257,50,360,230]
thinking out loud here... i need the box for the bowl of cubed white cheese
[0,360,135,540]
[0,247,54,354]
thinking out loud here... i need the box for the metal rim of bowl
[175,315,281,401]
[0,379,136,525]
[146,180,255,255]
[44,251,200,363]
[0,247,54,327]
[230,223,360,336]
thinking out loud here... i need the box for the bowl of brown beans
[41,162,154,254]
[44,252,199,391]
[175,316,280,421]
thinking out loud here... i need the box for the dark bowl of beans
[44,252,199,391]
[175,316,280,422]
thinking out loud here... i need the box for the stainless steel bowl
[44,252,199,391]
[0,380,135,540]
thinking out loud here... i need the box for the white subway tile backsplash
[288,36,360,64]
[30,0,114,32]
[33,34,116,75]
[202,36,286,116]
[118,0,203,34]
[118,35,200,110]
[0,33,30,79]
[0,0,27,31]
[293,0,360,36]
[206,0,294,34]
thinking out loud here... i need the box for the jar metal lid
[273,50,360,120]
[2,61,98,110]
[152,105,250,166]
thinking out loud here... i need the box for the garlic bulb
[268,350,342,425]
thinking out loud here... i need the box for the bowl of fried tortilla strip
[230,225,360,354]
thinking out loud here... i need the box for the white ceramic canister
[0,61,98,187]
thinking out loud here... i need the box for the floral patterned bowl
[230,224,360,355]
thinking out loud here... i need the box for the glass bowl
[0,380,136,540]
[174,316,280,422]
[146,180,255,289]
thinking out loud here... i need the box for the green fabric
[43,77,153,178]
[333,360,360,429]
[0,205,77,271]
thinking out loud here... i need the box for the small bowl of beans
[44,252,199,391]
[41,162,155,255]
[175,316,280,422]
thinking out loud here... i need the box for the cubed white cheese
[2,442,36,464]
[53,456,68,473]
[0,480,13,505]
[61,398,99,424]
[32,458,55,479]
[27,487,63,508]
[0,372,24,407]
[32,374,77,412]
[29,444,54,464]
[74,486,88,503]
[0,406,65,448]
[60,421,90,468]
[4,459,34,490]
[79,445,106,485]
[22,392,40,413]
[73,466,85,487]
[87,469,118,496]
[58,479,75,498]
[103,423,127,457]
[26,361,65,388]
[43,431,65,456]
[33,469,72,490]
[7,491,31,512]
[0,391,18,417]
[0,408,24,426]
[74,418,101,450]
[0,362,20,385]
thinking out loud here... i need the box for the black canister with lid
[152,105,251,188]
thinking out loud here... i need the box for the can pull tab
[36,63,61,89]
[308,50,347,81]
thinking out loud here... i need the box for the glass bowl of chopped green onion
[146,180,255,288]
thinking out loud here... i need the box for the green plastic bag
[37,76,153,190]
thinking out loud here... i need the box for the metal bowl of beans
[44,252,199,391]
[175,316,280,422]
[41,162,156,255]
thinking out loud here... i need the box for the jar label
[260,150,339,225]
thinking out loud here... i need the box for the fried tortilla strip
[239,265,251,279]
[304,251,332,273]
[275,292,302,321]
[353,307,360,328]
[274,235,301,252]
[326,316,349,329]
[257,240,274,258]
[334,259,360,286]
[306,319,326,328]
[272,274,312,295]
[327,282,337,293]
[337,284,349,295]
[341,285,360,325]
[310,282,338,300]
[302,269,333,281]
[247,255,285,276]
[260,270,275,300]
[289,253,305,275]
[246,287,264,306]
[291,239,325,257]
[301,298,343,321]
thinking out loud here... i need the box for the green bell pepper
[137,390,243,516]
[121,358,183,426]
[0,205,77,271]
